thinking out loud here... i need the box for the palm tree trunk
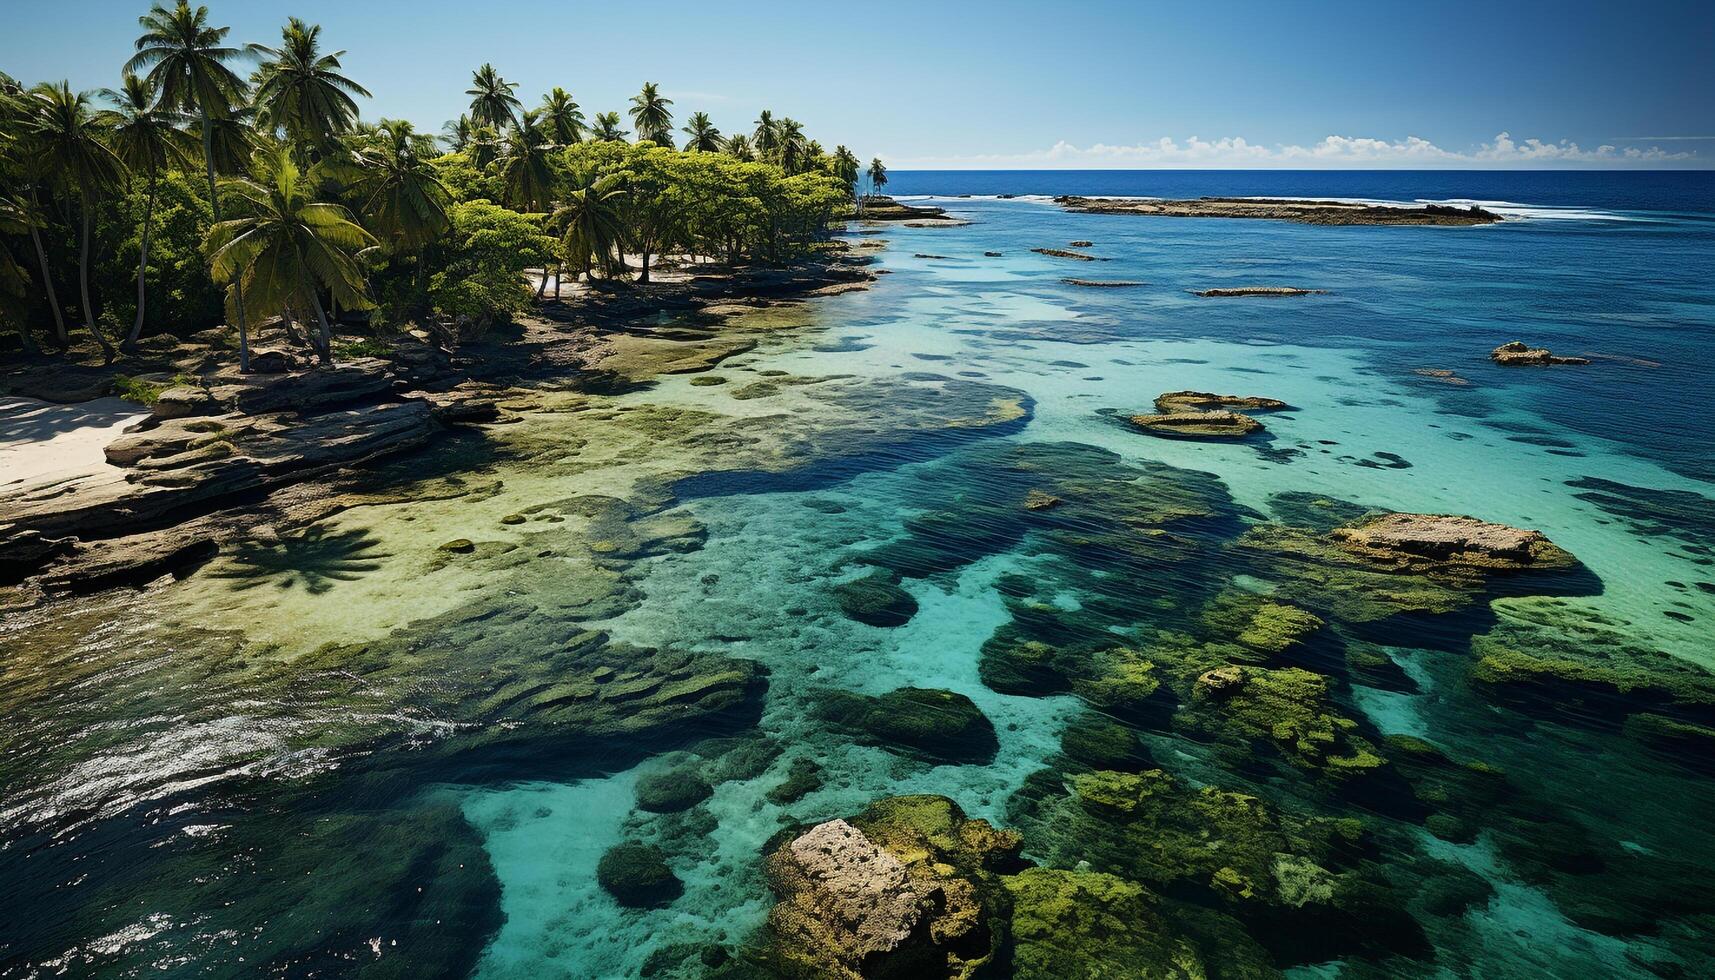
[554,261,562,299]
[27,190,68,347]
[280,306,305,345]
[306,281,335,365]
[79,201,116,364]
[535,264,550,301]
[124,172,159,352]
[203,108,250,373]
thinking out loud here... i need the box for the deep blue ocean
[888,168,1715,216]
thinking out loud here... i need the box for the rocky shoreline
[1057,195,1503,226]
[0,249,877,605]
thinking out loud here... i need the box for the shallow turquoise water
[4,189,1714,978]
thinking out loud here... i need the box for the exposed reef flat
[1194,286,1326,297]
[1057,195,1503,225]
[1128,409,1264,439]
[1062,278,1145,288]
[1031,247,1104,261]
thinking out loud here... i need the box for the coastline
[0,246,878,606]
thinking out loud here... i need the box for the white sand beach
[0,396,149,491]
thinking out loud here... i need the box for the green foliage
[426,200,553,324]
[95,169,222,335]
[111,373,171,404]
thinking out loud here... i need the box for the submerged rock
[598,842,683,908]
[1061,278,1145,288]
[1031,247,1103,261]
[1127,409,1264,439]
[1491,341,1590,366]
[822,687,999,765]
[635,768,715,813]
[1003,868,1207,979]
[831,569,919,627]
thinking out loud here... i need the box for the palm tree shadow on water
[206,526,388,595]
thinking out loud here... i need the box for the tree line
[0,2,891,370]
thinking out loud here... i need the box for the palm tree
[777,117,808,174]
[681,111,721,152]
[20,82,126,361]
[590,111,627,142]
[466,64,520,131]
[831,145,860,201]
[723,133,755,162]
[868,157,888,198]
[250,17,370,158]
[497,110,556,213]
[127,0,256,370]
[551,174,626,284]
[539,87,584,145]
[98,72,196,351]
[752,109,779,159]
[205,151,377,363]
[441,113,473,152]
[353,119,451,257]
[627,82,674,145]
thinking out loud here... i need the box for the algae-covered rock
[822,687,999,765]
[1002,868,1206,979]
[1182,665,1389,785]
[1008,767,1423,964]
[765,757,825,806]
[636,769,715,813]
[598,842,683,908]
[1200,590,1324,657]
[1059,713,1152,772]
[831,569,919,627]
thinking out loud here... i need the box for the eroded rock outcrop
[1128,409,1264,439]
[1329,512,1576,573]
[1490,341,1590,366]
[761,797,1020,980]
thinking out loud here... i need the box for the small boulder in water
[1490,341,1590,366]
[598,842,683,908]
[832,569,919,627]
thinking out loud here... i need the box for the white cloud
[885,132,1697,169]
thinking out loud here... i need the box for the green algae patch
[1059,713,1152,772]
[765,756,824,805]
[1012,766,1424,964]
[1182,665,1389,784]
[598,842,683,908]
[730,380,781,400]
[689,374,727,386]
[822,687,999,765]
[1003,868,1208,979]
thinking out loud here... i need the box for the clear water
[3,172,1713,978]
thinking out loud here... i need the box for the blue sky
[5,0,1712,168]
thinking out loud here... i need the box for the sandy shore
[0,396,147,490]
